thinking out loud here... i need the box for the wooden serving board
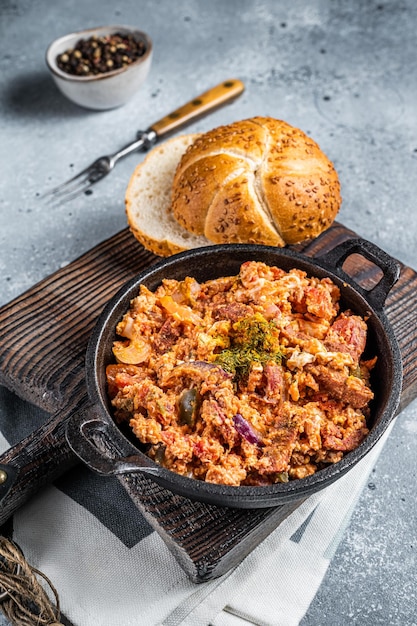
[1,222,417,582]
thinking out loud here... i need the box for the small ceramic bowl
[46,25,152,110]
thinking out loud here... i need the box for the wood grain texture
[0,231,158,410]
[0,223,416,582]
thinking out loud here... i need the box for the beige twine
[0,537,64,626]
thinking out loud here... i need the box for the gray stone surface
[1,1,416,624]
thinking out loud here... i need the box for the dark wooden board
[1,223,416,582]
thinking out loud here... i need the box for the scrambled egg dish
[106,261,375,486]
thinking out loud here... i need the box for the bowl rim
[45,24,153,83]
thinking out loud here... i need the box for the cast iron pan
[66,239,403,509]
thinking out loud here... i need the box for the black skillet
[65,239,403,509]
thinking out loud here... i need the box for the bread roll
[171,116,341,246]
[125,134,211,256]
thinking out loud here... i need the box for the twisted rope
[0,537,63,626]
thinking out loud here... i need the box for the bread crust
[171,116,341,246]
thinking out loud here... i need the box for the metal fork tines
[40,131,156,206]
[42,157,112,205]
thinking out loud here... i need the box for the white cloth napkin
[0,420,392,626]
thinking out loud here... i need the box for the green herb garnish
[214,313,283,380]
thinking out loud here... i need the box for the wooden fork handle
[149,79,245,138]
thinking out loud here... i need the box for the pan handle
[0,401,162,527]
[315,237,401,310]
[65,406,164,477]
[0,402,81,527]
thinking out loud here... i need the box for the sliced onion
[233,414,263,446]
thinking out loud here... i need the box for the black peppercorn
[56,32,147,76]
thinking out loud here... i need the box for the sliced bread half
[125,134,212,256]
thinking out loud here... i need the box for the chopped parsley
[214,313,283,379]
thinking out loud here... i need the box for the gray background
[1,1,416,624]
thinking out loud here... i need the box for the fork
[41,79,245,205]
